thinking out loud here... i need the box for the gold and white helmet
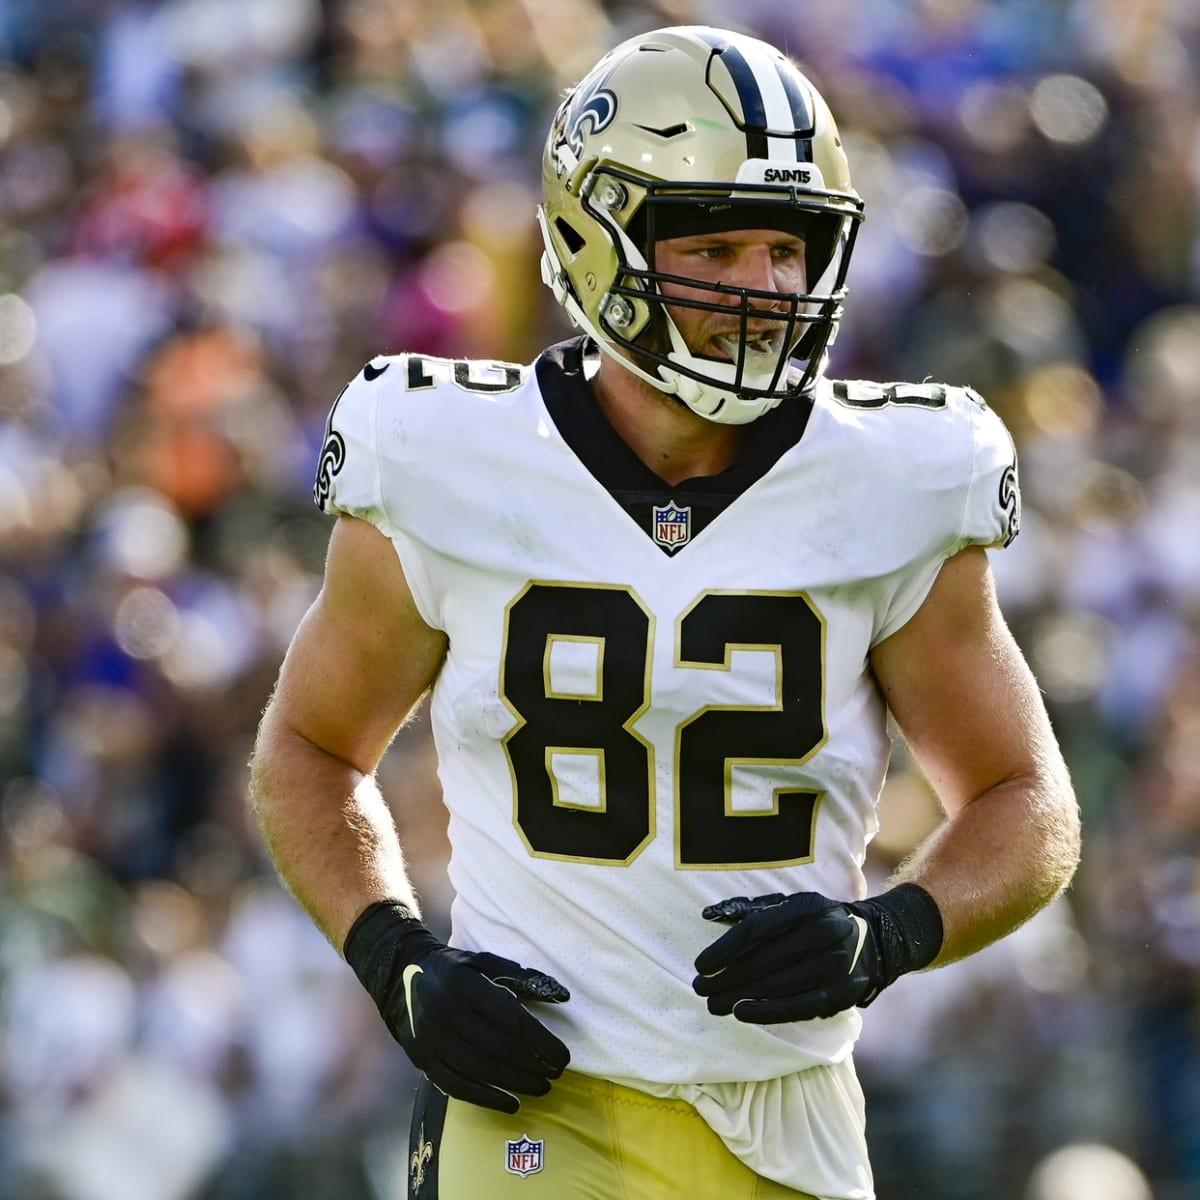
[538,26,864,424]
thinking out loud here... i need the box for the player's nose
[734,246,793,308]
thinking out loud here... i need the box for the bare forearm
[893,769,1080,965]
[249,717,420,948]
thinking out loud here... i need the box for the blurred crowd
[0,1,1198,1197]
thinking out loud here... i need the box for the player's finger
[693,910,805,976]
[456,974,571,1075]
[696,899,849,977]
[695,950,853,1014]
[701,893,788,923]
[692,929,852,995]
[487,965,571,1004]
[426,1062,523,1114]
[730,987,850,1024]
[437,1030,560,1097]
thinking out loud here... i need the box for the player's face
[653,229,808,367]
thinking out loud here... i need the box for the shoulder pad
[826,377,1019,549]
[314,351,530,523]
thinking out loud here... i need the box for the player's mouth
[710,332,785,370]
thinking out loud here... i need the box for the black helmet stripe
[776,66,816,161]
[715,45,770,158]
[695,29,807,161]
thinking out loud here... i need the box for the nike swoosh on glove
[344,900,571,1113]
[692,883,943,1024]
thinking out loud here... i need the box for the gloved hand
[692,883,943,1024]
[344,900,571,1113]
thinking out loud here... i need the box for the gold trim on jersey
[545,746,607,811]
[543,634,605,701]
[500,580,656,868]
[673,589,829,870]
[500,582,832,870]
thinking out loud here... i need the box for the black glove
[343,900,571,1113]
[692,882,943,1024]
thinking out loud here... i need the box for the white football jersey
[315,338,1020,1086]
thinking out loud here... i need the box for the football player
[251,25,1080,1200]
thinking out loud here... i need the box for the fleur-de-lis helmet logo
[551,79,619,177]
[566,86,618,157]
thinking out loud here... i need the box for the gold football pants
[406,1069,819,1198]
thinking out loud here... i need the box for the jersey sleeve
[870,384,1020,644]
[957,387,1021,551]
[313,359,396,535]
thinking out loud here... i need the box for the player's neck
[591,358,746,486]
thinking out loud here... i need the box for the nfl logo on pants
[506,1135,545,1177]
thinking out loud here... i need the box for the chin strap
[658,321,783,424]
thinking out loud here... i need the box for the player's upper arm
[264,514,448,776]
[869,545,1069,816]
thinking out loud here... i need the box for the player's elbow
[1032,759,1082,902]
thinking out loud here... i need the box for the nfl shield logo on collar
[505,1134,545,1177]
[653,500,691,550]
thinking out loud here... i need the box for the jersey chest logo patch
[505,1134,545,1177]
[653,500,691,552]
